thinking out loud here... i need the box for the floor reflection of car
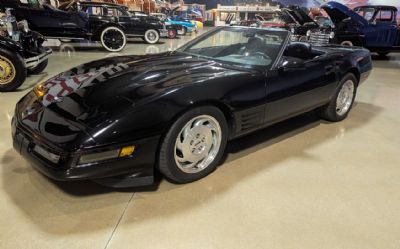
[0,0,164,51]
[12,27,372,187]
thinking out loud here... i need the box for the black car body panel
[11,27,372,187]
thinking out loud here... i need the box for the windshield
[355,7,376,21]
[178,27,288,68]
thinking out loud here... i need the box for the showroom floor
[1,30,400,249]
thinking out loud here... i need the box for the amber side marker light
[33,83,48,97]
[119,146,136,157]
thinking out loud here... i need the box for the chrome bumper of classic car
[309,31,330,45]
[11,114,159,188]
[159,28,168,37]
[24,48,52,69]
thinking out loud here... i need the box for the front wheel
[340,40,354,46]
[378,52,389,57]
[143,29,160,44]
[100,26,127,52]
[158,106,228,184]
[318,73,358,122]
[167,29,177,39]
[27,59,48,75]
[0,48,26,92]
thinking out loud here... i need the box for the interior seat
[283,42,312,60]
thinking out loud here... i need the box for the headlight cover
[78,145,136,165]
[306,30,311,37]
[329,31,335,39]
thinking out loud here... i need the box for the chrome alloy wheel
[174,115,222,174]
[336,80,354,116]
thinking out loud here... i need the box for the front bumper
[12,116,159,187]
[25,47,52,69]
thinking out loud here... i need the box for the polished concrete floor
[1,31,400,249]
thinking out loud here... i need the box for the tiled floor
[0,30,399,249]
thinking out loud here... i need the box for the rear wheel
[0,48,26,92]
[318,73,357,122]
[100,26,127,52]
[143,29,160,44]
[158,106,228,184]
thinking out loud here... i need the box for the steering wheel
[250,51,271,60]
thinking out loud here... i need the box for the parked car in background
[235,7,319,42]
[0,9,51,92]
[0,0,164,52]
[11,27,372,187]
[168,17,196,35]
[308,1,400,56]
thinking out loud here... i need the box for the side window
[83,6,104,16]
[106,8,126,17]
[375,10,394,23]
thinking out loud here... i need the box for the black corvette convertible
[12,27,372,187]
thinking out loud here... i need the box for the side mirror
[278,57,305,73]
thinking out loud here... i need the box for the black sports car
[12,27,372,187]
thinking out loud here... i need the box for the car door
[365,9,398,47]
[264,49,337,124]
[127,11,147,34]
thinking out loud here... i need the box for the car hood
[283,7,314,25]
[321,1,368,27]
[22,52,244,130]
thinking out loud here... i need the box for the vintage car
[308,1,400,56]
[129,11,182,39]
[0,0,164,52]
[167,17,196,35]
[12,27,372,187]
[0,9,51,92]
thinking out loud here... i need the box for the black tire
[158,106,228,184]
[318,73,358,122]
[0,48,26,92]
[143,29,160,44]
[100,26,127,52]
[378,52,389,57]
[27,59,48,75]
[167,29,177,39]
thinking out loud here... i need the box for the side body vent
[235,106,265,134]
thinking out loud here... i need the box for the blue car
[167,17,196,35]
